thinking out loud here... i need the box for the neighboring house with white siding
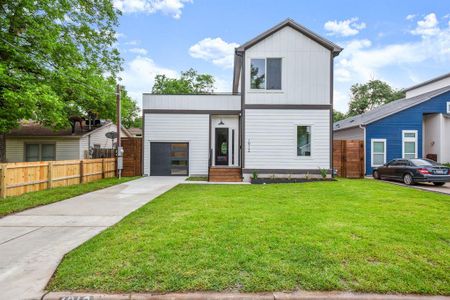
[5,121,131,162]
[142,19,342,181]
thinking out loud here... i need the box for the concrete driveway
[0,176,184,300]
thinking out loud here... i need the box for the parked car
[372,158,450,186]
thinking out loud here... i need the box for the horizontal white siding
[142,94,241,111]
[144,113,209,176]
[406,77,450,98]
[5,138,80,162]
[333,127,364,140]
[245,26,331,105]
[244,109,330,169]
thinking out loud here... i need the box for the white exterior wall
[142,94,241,111]
[143,113,209,176]
[443,117,450,163]
[406,77,450,98]
[5,138,80,162]
[333,127,364,140]
[79,123,128,159]
[244,109,330,169]
[245,26,331,105]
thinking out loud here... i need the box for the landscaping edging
[251,178,336,184]
[42,291,449,300]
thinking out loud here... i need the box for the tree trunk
[0,134,6,163]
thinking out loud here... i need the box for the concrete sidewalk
[0,176,184,300]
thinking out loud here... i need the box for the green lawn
[0,177,139,217]
[48,179,450,295]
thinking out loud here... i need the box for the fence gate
[121,138,142,177]
[333,140,364,178]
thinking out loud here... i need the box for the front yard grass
[48,179,450,295]
[0,177,139,217]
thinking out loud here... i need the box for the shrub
[251,170,258,180]
[318,167,328,179]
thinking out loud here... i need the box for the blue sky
[113,0,450,112]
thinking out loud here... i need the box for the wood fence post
[102,158,105,179]
[80,160,84,183]
[48,162,54,189]
[0,164,6,199]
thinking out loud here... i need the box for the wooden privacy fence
[333,140,364,178]
[121,137,142,177]
[0,158,116,198]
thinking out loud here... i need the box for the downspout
[360,124,366,176]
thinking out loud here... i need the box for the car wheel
[403,173,414,185]
[373,170,380,179]
[433,182,445,186]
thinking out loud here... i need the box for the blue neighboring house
[334,73,450,176]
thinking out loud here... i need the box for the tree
[333,110,346,122]
[0,0,139,161]
[152,68,215,94]
[347,80,405,117]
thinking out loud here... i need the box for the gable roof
[7,121,132,138]
[236,18,343,53]
[233,18,343,93]
[333,86,450,131]
[403,72,450,92]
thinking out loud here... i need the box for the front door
[215,128,228,165]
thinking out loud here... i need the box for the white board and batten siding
[244,109,330,169]
[143,94,241,111]
[5,138,81,162]
[143,114,209,176]
[405,76,450,98]
[245,26,331,105]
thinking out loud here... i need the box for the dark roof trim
[236,18,343,55]
[403,72,450,92]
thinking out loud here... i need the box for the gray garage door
[150,142,189,176]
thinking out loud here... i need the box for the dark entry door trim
[215,128,229,166]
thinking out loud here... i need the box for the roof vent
[349,119,355,123]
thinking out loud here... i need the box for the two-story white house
[142,19,342,181]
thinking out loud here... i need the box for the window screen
[25,144,40,162]
[267,58,281,90]
[41,144,56,161]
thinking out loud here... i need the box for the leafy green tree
[152,68,215,94]
[333,110,347,122]
[250,65,265,89]
[347,80,405,117]
[0,0,139,161]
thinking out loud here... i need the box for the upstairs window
[250,58,282,90]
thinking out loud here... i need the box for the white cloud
[411,13,440,36]
[324,17,366,37]
[129,47,148,55]
[406,14,416,21]
[119,56,178,106]
[113,0,192,19]
[189,37,239,69]
[214,77,232,92]
[333,13,450,112]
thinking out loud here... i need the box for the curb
[41,291,450,300]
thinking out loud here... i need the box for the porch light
[218,119,224,125]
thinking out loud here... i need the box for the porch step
[209,167,242,182]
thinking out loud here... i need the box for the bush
[318,168,328,179]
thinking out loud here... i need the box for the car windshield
[410,159,438,166]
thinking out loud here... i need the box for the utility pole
[116,83,123,178]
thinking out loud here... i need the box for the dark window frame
[250,57,282,91]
